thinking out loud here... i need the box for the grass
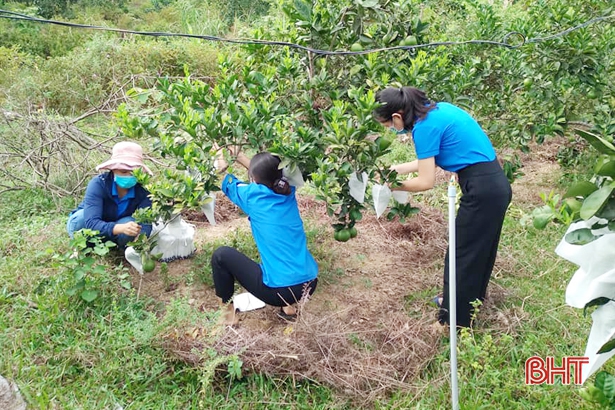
[1,169,614,409]
[400,220,592,409]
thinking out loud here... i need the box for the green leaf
[564,197,582,214]
[80,289,98,302]
[93,246,110,256]
[575,129,615,155]
[563,181,598,199]
[293,0,312,21]
[92,265,107,275]
[597,339,615,355]
[596,159,615,178]
[595,371,615,399]
[597,199,615,220]
[591,222,608,230]
[532,205,554,229]
[565,228,600,245]
[82,256,95,267]
[581,187,614,220]
[579,384,609,406]
[74,268,86,281]
[583,297,613,316]
[358,0,379,7]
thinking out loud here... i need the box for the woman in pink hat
[66,141,154,248]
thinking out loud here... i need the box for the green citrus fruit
[401,35,417,46]
[350,43,364,52]
[376,136,394,151]
[523,78,533,90]
[336,229,351,242]
[141,255,156,272]
[349,226,358,238]
[350,209,363,222]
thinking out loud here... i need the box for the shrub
[7,35,219,114]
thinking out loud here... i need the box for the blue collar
[112,182,136,200]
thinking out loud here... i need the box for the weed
[52,229,117,302]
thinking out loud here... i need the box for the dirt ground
[125,139,564,404]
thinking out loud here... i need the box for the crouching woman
[211,151,318,325]
[66,141,153,249]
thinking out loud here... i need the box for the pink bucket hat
[95,141,153,175]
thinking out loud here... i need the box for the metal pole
[448,177,459,410]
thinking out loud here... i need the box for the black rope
[0,8,613,55]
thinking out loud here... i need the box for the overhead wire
[0,8,613,55]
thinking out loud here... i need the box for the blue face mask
[389,126,408,135]
[115,175,137,189]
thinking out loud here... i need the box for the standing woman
[212,150,318,325]
[373,87,512,327]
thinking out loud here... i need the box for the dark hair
[373,87,437,130]
[249,152,291,195]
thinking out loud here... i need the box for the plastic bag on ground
[349,171,368,204]
[372,184,391,218]
[233,292,266,312]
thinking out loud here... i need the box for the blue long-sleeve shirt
[73,172,152,239]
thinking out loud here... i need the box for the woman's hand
[115,221,142,237]
[214,157,229,173]
[390,160,419,175]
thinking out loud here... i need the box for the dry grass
[142,192,463,405]
[133,163,544,404]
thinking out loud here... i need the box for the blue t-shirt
[222,174,318,288]
[112,182,135,219]
[412,102,496,172]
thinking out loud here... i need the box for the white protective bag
[283,165,305,188]
[151,215,196,262]
[555,217,615,383]
[372,183,392,218]
[201,193,216,225]
[349,171,368,204]
[124,214,196,273]
[555,218,615,308]
[391,190,409,204]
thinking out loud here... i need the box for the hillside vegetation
[1,0,614,408]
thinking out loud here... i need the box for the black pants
[211,246,318,306]
[438,159,512,327]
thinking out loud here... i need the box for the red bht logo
[525,356,589,385]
